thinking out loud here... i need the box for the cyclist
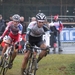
[0,14,23,69]
[21,13,49,75]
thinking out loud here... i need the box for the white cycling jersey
[27,21,44,37]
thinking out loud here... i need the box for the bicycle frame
[25,46,39,75]
[24,45,50,75]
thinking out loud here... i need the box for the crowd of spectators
[0,15,6,35]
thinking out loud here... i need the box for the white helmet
[12,14,20,21]
[36,13,46,21]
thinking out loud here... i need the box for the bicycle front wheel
[0,57,7,75]
[29,58,37,75]
[3,67,8,75]
[2,54,12,75]
[2,61,9,75]
[0,65,4,74]
[32,58,37,75]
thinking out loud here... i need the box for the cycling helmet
[12,14,20,21]
[36,13,46,21]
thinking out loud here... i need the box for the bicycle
[23,45,50,75]
[0,43,14,75]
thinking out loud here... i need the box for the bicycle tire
[0,65,4,74]
[2,62,8,75]
[31,58,37,75]
[0,67,2,74]
[27,58,37,75]
[2,53,12,75]
[0,57,5,74]
[26,58,32,75]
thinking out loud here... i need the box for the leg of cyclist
[37,43,48,63]
[8,41,20,69]
[0,44,8,66]
[0,37,11,66]
[9,46,18,65]
[8,47,18,69]
[8,34,20,69]
[21,50,30,75]
[10,48,18,62]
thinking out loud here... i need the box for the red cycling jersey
[2,21,23,42]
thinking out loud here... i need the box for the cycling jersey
[27,21,44,37]
[2,21,23,42]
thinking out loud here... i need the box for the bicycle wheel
[31,58,37,75]
[27,58,37,75]
[2,61,8,75]
[0,64,4,74]
[2,53,12,75]
[0,66,3,74]
[26,58,32,75]
[0,57,6,74]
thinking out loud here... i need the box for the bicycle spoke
[27,58,37,75]
[1,54,12,75]
[0,57,5,75]
[31,59,37,75]
[1,60,8,75]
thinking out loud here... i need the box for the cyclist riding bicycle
[21,13,49,75]
[0,14,23,69]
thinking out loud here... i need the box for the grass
[3,54,75,75]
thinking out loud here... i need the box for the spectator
[19,16,26,53]
[20,16,26,33]
[50,15,63,52]
[31,17,36,21]
[0,15,5,35]
[9,16,13,21]
[0,19,9,32]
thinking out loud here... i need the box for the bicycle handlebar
[30,46,51,50]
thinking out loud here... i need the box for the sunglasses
[38,22,44,23]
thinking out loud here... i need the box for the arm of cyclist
[25,28,31,47]
[25,22,35,49]
[15,24,23,49]
[43,24,50,32]
[18,25,23,42]
[26,28,30,42]
[26,21,36,41]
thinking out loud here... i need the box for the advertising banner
[60,28,75,42]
